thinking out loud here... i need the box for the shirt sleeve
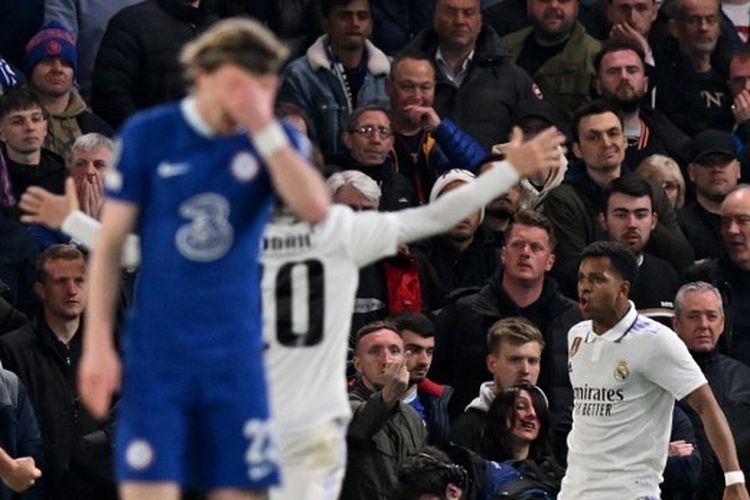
[643,326,708,401]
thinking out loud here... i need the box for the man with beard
[391,312,453,447]
[679,130,742,260]
[599,176,680,310]
[595,39,691,170]
[500,0,601,122]
[653,0,734,135]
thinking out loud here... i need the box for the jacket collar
[305,35,390,76]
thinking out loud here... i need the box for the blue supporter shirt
[105,98,301,369]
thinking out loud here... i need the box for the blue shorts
[115,358,279,491]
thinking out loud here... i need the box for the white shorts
[270,419,348,500]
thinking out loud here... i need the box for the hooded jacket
[40,91,113,158]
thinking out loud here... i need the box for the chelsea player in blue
[78,19,330,500]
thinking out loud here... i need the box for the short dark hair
[354,320,401,349]
[487,316,545,356]
[36,244,85,283]
[602,176,655,214]
[732,43,750,64]
[572,100,624,143]
[504,209,558,251]
[321,0,371,18]
[389,312,435,338]
[0,85,45,122]
[395,447,468,500]
[390,50,436,79]
[594,39,646,75]
[485,383,550,461]
[581,241,639,285]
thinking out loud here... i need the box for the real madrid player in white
[19,127,565,499]
[562,241,749,500]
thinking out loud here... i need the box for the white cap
[429,168,484,223]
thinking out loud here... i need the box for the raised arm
[395,126,564,244]
[685,384,750,500]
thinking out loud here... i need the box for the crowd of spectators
[1,0,750,498]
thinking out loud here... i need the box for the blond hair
[180,18,289,81]
[636,154,686,209]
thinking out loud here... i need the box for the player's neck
[5,147,41,165]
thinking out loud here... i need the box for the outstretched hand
[19,177,80,229]
[503,126,566,178]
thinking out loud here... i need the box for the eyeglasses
[350,125,393,138]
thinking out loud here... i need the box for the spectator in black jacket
[92,0,216,128]
[432,209,581,422]
[23,22,113,158]
[598,177,680,310]
[0,245,116,500]
[679,130,741,260]
[673,281,750,500]
[404,0,540,150]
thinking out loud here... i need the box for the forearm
[396,160,519,244]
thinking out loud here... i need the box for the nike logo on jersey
[157,162,191,178]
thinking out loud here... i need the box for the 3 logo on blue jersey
[175,193,234,262]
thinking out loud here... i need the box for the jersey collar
[586,301,638,344]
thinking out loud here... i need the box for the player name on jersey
[262,233,313,254]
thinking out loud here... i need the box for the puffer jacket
[92,0,216,128]
[405,25,538,150]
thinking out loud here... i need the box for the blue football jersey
[105,98,303,368]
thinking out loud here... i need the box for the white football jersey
[261,205,402,431]
[560,302,706,498]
